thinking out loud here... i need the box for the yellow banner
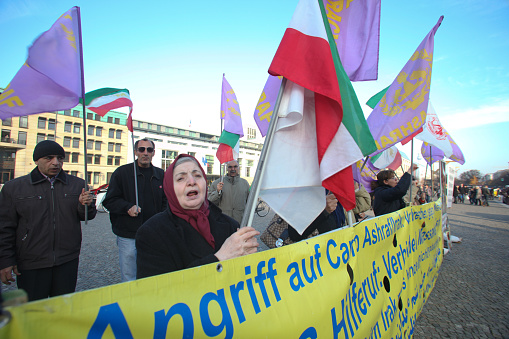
[1,202,443,338]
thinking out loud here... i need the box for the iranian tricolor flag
[259,0,376,233]
[216,130,240,164]
[83,88,134,131]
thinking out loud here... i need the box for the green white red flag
[216,76,243,164]
[83,88,134,131]
[259,0,376,233]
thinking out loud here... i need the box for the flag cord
[240,78,287,228]
[76,6,88,224]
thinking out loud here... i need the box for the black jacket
[0,168,96,271]
[102,162,167,239]
[136,203,237,279]
[373,172,412,216]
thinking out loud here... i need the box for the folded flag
[370,146,402,170]
[421,142,445,165]
[0,7,81,119]
[352,159,377,193]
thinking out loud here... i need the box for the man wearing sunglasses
[103,138,167,282]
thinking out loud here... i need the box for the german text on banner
[321,0,381,81]
[0,202,443,338]
[0,7,81,120]
[367,16,444,156]
[416,103,465,165]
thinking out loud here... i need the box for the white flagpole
[240,78,287,228]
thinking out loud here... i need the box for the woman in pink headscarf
[136,154,259,279]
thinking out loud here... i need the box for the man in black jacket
[102,138,167,282]
[0,141,96,301]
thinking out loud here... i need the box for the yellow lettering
[375,140,381,150]
[0,86,24,108]
[400,122,414,137]
[221,110,225,118]
[412,116,420,129]
[346,0,354,8]
[226,89,235,95]
[326,1,344,38]
[259,110,273,123]
[420,110,426,124]
[228,107,240,117]
[389,128,403,142]
[380,135,392,148]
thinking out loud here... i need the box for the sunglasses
[137,147,154,153]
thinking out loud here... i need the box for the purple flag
[352,159,377,193]
[0,7,81,120]
[253,75,282,136]
[421,142,445,165]
[367,16,443,156]
[322,0,381,81]
[220,75,243,137]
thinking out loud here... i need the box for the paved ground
[2,199,508,338]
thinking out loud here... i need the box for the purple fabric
[220,75,244,137]
[421,142,445,165]
[253,75,282,136]
[322,0,380,82]
[367,16,443,157]
[352,159,377,193]
[0,7,80,119]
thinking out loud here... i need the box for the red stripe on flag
[216,143,234,164]
[87,98,133,117]
[401,127,423,145]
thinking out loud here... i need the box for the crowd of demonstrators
[208,160,250,224]
[102,138,167,282]
[0,141,96,302]
[136,154,258,278]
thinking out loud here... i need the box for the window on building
[87,113,93,120]
[36,133,45,143]
[115,143,121,152]
[147,123,152,130]
[87,154,93,164]
[247,127,256,140]
[107,117,113,123]
[64,110,71,116]
[71,170,78,176]
[116,130,122,139]
[95,141,101,151]
[87,140,93,150]
[95,114,101,121]
[94,172,101,185]
[237,158,242,165]
[72,110,80,117]
[188,152,196,157]
[47,134,55,141]
[108,142,114,152]
[114,156,121,166]
[109,129,115,138]
[205,155,214,175]
[64,152,70,163]
[48,119,56,130]
[96,127,102,137]
[71,153,79,163]
[2,118,12,126]
[19,116,28,128]
[94,155,101,164]
[18,131,27,145]
[246,167,251,177]
[156,125,161,132]
[107,156,113,165]
[72,138,80,148]
[63,136,71,147]
[87,172,92,185]
[88,125,94,135]
[73,123,81,134]
[64,121,72,132]
[114,118,120,124]
[165,127,173,133]
[247,160,254,167]
[178,130,186,135]
[38,117,46,129]
[1,129,10,142]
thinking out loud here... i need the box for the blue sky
[1,0,508,175]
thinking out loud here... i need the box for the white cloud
[441,100,509,130]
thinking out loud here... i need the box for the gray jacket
[208,175,250,223]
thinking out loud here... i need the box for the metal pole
[131,132,139,209]
[359,156,369,172]
[240,78,287,228]
[409,139,414,206]
[76,7,88,224]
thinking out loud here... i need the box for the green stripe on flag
[366,86,389,109]
[218,130,240,149]
[318,1,377,157]
[81,88,130,106]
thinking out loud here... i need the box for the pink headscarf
[163,154,215,248]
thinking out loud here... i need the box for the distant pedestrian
[482,185,490,207]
